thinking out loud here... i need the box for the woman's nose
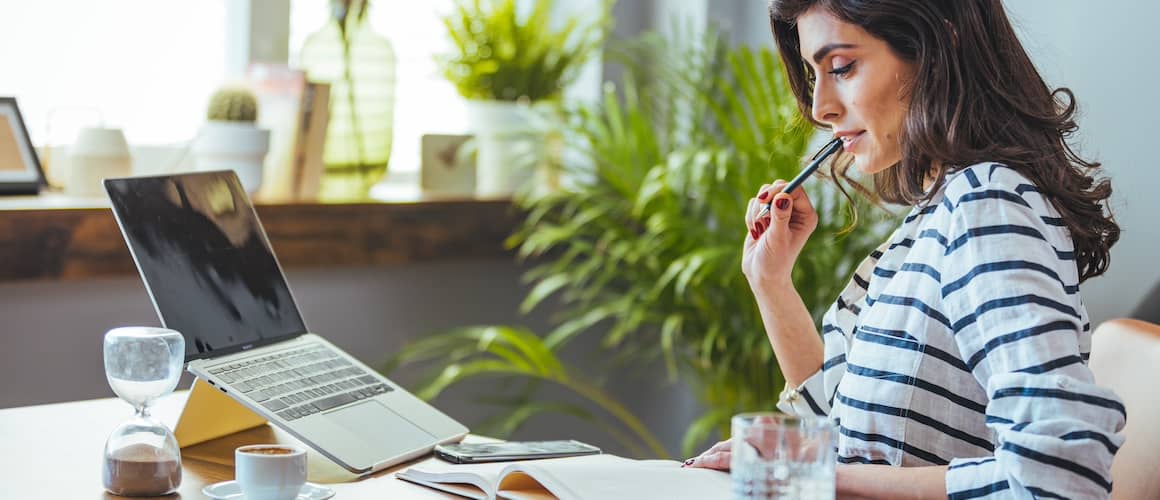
[811,80,842,125]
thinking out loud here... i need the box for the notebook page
[499,455,731,500]
[494,471,556,500]
[396,459,511,499]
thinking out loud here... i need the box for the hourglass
[102,327,185,496]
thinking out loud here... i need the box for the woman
[686,1,1125,498]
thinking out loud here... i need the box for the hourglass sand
[102,327,185,496]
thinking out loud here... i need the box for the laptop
[104,170,468,474]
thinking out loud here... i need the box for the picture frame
[420,134,475,195]
[0,97,45,195]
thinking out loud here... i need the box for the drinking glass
[730,412,836,500]
[102,327,185,496]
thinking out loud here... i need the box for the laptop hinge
[174,378,268,448]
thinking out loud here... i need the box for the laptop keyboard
[208,343,394,421]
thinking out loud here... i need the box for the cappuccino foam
[239,446,296,455]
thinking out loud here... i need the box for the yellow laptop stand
[174,378,268,448]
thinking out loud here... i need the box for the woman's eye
[828,61,856,77]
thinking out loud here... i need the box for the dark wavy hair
[769,0,1118,282]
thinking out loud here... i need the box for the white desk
[0,392,486,498]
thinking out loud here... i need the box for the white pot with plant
[440,0,608,197]
[192,87,270,194]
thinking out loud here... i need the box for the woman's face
[796,7,915,174]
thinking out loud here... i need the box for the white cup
[235,444,307,500]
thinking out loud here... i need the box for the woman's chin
[853,157,877,175]
[853,156,893,175]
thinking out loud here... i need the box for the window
[1,1,596,188]
[289,0,469,179]
[0,1,228,147]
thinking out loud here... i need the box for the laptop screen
[105,171,307,361]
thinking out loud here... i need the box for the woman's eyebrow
[811,43,857,64]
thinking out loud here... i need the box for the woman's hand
[742,180,819,292]
[683,439,731,470]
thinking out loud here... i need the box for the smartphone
[433,440,602,464]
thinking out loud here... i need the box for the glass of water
[730,412,836,500]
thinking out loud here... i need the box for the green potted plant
[438,0,609,196]
[193,86,270,194]
[392,30,893,456]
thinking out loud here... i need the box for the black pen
[756,136,844,220]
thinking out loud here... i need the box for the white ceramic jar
[66,127,132,197]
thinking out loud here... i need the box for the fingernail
[749,228,758,239]
[758,191,770,201]
[775,198,790,210]
[684,458,695,466]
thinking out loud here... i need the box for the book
[290,81,330,200]
[395,454,730,500]
[246,63,307,201]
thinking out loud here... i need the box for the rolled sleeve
[945,373,1125,498]
[777,367,830,416]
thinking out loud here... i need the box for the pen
[756,136,844,220]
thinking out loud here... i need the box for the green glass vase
[299,0,396,200]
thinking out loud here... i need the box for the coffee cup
[235,444,307,500]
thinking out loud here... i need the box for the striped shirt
[777,163,1126,499]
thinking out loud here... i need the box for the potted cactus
[192,86,271,194]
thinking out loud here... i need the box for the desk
[0,394,480,499]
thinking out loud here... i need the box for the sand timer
[102,327,185,496]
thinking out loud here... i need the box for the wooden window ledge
[0,193,520,283]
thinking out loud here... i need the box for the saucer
[202,480,335,499]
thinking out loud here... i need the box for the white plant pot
[464,99,548,197]
[192,121,270,194]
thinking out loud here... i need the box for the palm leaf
[385,325,668,457]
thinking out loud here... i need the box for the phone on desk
[434,440,602,464]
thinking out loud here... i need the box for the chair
[1131,281,1160,324]
[1090,319,1160,500]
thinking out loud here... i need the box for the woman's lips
[841,131,864,152]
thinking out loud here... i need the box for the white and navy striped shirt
[777,163,1126,499]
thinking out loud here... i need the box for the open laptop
[104,170,468,474]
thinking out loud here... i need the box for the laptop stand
[174,378,268,448]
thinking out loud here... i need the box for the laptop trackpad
[329,400,437,453]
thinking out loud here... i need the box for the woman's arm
[938,167,1124,498]
[752,283,824,386]
[838,465,948,500]
[742,181,825,386]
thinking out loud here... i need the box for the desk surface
[0,394,478,499]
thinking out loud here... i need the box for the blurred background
[0,0,1156,460]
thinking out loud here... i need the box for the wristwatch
[778,384,802,406]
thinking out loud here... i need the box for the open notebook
[395,454,730,500]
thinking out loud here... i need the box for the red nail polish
[775,198,790,210]
[758,191,770,201]
[750,228,758,239]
